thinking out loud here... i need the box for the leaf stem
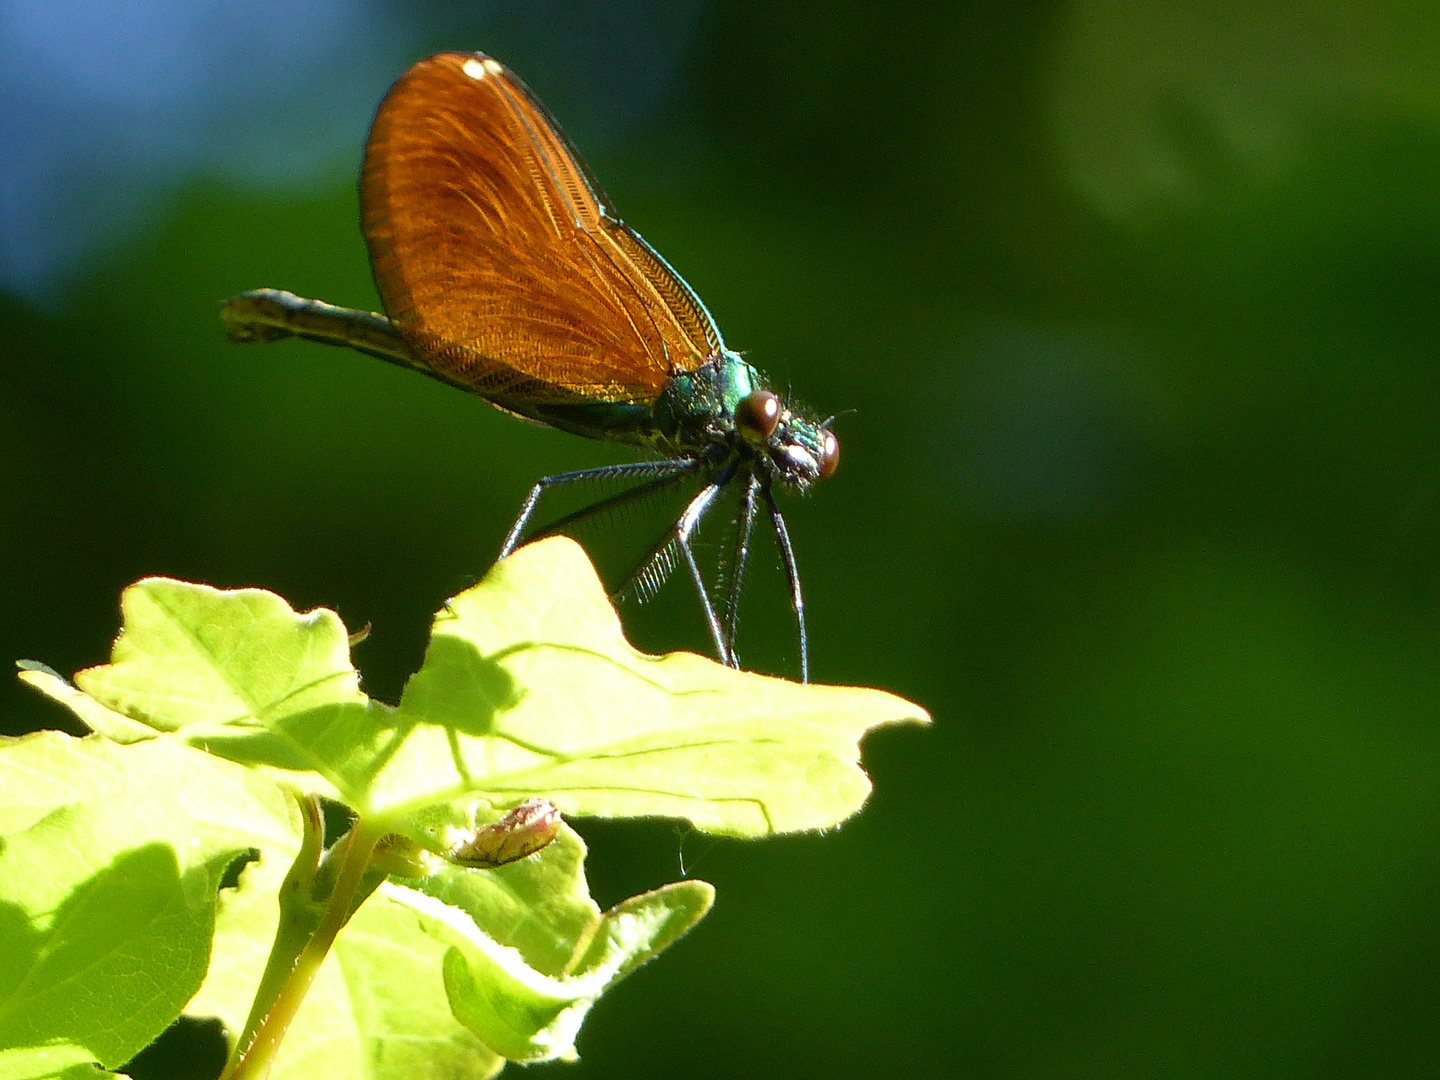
[221,793,387,1080]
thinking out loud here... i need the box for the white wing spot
[462,58,488,80]
[482,58,504,77]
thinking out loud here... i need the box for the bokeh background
[6,0,1440,1075]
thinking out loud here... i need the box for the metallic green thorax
[520,349,832,494]
[515,351,759,453]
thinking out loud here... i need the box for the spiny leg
[512,463,701,553]
[614,461,739,666]
[500,459,701,558]
[612,531,683,607]
[675,480,734,667]
[762,485,809,684]
[722,472,761,666]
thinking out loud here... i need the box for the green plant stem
[221,799,386,1080]
[225,791,326,1066]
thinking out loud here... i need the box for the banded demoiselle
[222,52,838,681]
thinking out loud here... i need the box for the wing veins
[362,52,726,403]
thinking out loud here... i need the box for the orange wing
[361,52,724,405]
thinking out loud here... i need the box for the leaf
[404,875,714,1062]
[15,539,926,1071]
[0,732,295,1070]
[196,870,506,1080]
[410,818,601,976]
[0,733,505,1080]
[28,539,927,837]
[24,578,380,798]
[15,663,153,744]
[0,1043,120,1080]
[366,537,931,833]
[185,820,672,1075]
[74,578,365,732]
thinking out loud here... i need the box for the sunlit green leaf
[370,537,930,833]
[34,539,927,837]
[73,578,365,735]
[16,538,925,1073]
[0,732,294,1070]
[413,875,713,1062]
[0,1042,120,1080]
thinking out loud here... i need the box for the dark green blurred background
[6,0,1440,1075]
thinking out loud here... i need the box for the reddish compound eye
[735,390,781,442]
[817,429,839,479]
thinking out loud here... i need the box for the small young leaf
[27,579,374,798]
[411,821,600,977]
[73,579,364,735]
[401,876,714,1062]
[186,822,601,1078]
